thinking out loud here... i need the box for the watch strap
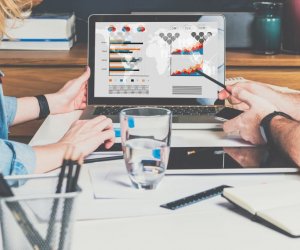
[260,111,293,145]
[35,95,50,119]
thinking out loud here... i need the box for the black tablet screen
[167,147,298,170]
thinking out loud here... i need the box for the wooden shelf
[0,43,87,67]
[226,50,300,89]
[227,50,300,67]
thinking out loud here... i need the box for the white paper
[77,161,300,220]
[88,162,214,200]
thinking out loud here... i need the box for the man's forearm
[270,116,300,166]
[12,97,40,125]
[280,93,300,121]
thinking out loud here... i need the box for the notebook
[222,180,300,237]
[81,14,226,129]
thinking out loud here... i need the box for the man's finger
[218,89,230,100]
[231,102,249,111]
[227,95,244,105]
[231,86,262,108]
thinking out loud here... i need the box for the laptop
[81,14,225,129]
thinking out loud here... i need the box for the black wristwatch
[35,95,50,119]
[260,111,293,145]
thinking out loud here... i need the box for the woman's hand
[58,115,115,157]
[33,115,115,173]
[46,67,90,115]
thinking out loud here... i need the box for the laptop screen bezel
[88,14,225,105]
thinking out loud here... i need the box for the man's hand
[45,67,90,115]
[221,85,277,144]
[219,80,300,120]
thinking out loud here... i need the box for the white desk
[29,111,300,250]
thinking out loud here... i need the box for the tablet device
[95,143,122,152]
[166,146,299,174]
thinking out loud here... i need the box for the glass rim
[120,107,172,117]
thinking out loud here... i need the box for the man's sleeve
[0,139,36,176]
[3,96,17,126]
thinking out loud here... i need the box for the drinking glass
[120,107,172,190]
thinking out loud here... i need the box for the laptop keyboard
[93,106,220,116]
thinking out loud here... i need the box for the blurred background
[33,0,253,41]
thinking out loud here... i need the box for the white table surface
[28,111,300,250]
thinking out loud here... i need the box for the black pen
[66,160,75,193]
[196,70,231,94]
[71,161,82,192]
[56,159,68,193]
[59,154,83,250]
[84,155,123,164]
[45,161,68,249]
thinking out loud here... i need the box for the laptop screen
[88,15,225,105]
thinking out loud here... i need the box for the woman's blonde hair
[0,0,32,38]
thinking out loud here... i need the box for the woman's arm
[11,67,89,126]
[33,115,115,173]
[11,97,40,125]
[2,115,115,175]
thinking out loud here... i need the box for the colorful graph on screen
[171,62,204,76]
[171,42,203,55]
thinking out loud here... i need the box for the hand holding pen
[195,69,231,95]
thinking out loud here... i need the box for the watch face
[259,125,268,144]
